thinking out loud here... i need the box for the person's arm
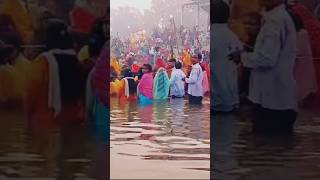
[185,67,199,84]
[241,20,281,69]
[170,71,176,86]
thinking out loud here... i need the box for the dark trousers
[172,95,184,99]
[252,104,297,133]
[189,95,203,105]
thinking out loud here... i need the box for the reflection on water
[213,105,320,180]
[0,109,106,179]
[110,97,210,179]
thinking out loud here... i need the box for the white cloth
[186,63,204,97]
[43,49,76,117]
[211,23,243,111]
[170,69,186,97]
[123,77,135,98]
[241,4,297,110]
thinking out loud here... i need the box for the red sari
[290,4,320,107]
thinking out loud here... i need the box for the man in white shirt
[232,0,297,132]
[211,0,243,112]
[185,53,204,104]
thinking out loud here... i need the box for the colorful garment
[138,73,153,99]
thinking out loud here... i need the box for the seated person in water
[119,69,138,101]
[137,64,154,102]
[170,61,186,98]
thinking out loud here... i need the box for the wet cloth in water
[138,72,153,99]
[154,68,170,100]
[170,68,186,97]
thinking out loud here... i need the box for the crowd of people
[0,0,108,134]
[110,23,210,106]
[213,0,320,133]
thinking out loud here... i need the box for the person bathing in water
[137,64,154,104]
[184,53,204,105]
[170,61,186,99]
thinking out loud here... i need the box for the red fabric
[92,43,109,107]
[290,4,320,107]
[70,7,96,33]
[290,4,320,58]
[155,58,166,70]
[132,64,140,73]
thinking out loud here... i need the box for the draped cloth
[153,68,170,100]
[92,43,108,107]
[70,6,96,33]
[138,73,154,100]
[1,0,34,43]
[290,4,320,107]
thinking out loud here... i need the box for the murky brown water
[110,97,210,179]
[0,108,106,179]
[213,104,320,180]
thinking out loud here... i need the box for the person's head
[211,0,230,24]
[191,53,200,64]
[287,9,304,32]
[260,0,285,11]
[141,64,152,74]
[175,61,182,69]
[123,68,133,78]
[285,0,298,6]
[44,19,74,50]
[168,58,176,68]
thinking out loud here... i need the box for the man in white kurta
[185,54,204,104]
[239,0,297,132]
[211,0,243,112]
[170,61,186,98]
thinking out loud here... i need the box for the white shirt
[211,23,243,110]
[170,69,186,97]
[186,63,204,97]
[241,4,297,110]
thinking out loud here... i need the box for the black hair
[211,0,230,24]
[44,19,74,50]
[198,53,202,60]
[175,61,182,69]
[142,64,153,72]
[287,9,304,32]
[123,68,133,77]
[169,58,176,63]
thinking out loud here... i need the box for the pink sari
[138,73,153,99]
[294,30,318,102]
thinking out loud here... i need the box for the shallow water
[110,97,210,179]
[213,105,320,180]
[0,108,106,179]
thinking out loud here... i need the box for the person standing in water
[211,0,243,112]
[170,61,186,98]
[137,64,154,104]
[231,0,297,132]
[184,53,204,105]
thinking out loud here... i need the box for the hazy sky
[110,0,152,13]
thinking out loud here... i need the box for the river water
[0,108,106,179]
[213,104,320,180]
[110,97,210,179]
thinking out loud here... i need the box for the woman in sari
[137,64,154,105]
[28,19,85,127]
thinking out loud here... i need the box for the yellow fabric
[110,57,122,77]
[230,0,260,43]
[1,0,34,43]
[183,50,192,67]
[110,79,122,96]
[78,45,90,62]
[13,54,37,101]
[0,64,17,103]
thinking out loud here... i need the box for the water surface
[110,97,210,179]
